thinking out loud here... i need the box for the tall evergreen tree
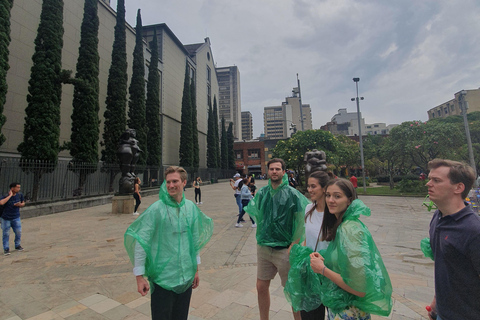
[179,64,193,167]
[190,77,199,170]
[227,122,235,169]
[213,96,220,168]
[68,0,100,194]
[0,0,13,146]
[220,117,228,169]
[127,9,147,165]
[102,0,127,165]
[145,29,161,167]
[206,100,216,168]
[17,0,65,201]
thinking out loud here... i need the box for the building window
[248,149,260,159]
[207,84,211,105]
[437,110,441,116]
[207,66,211,83]
[235,151,243,159]
[444,107,448,114]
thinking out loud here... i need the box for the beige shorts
[256,244,290,286]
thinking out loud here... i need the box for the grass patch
[356,186,425,197]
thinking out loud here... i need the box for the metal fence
[0,157,236,203]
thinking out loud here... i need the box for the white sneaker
[235,223,243,228]
[133,212,139,216]
[251,224,257,228]
[199,202,203,204]
[196,202,199,204]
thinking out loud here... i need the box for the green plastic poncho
[124,181,214,294]
[244,173,309,247]
[420,237,434,260]
[285,200,393,315]
[319,199,393,316]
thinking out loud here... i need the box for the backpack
[0,204,3,218]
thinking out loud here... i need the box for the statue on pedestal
[117,129,142,195]
[304,149,327,181]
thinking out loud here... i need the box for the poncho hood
[343,199,371,221]
[158,180,185,208]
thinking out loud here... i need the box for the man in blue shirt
[426,159,480,320]
[0,182,25,255]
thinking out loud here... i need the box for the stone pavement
[0,180,434,320]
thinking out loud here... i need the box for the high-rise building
[241,111,253,140]
[427,88,480,120]
[283,96,313,131]
[215,66,241,140]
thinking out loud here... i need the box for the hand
[136,276,150,296]
[7,190,12,197]
[310,252,325,274]
[192,272,199,289]
[428,297,436,320]
[14,202,24,207]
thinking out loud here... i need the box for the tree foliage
[0,0,13,146]
[190,77,199,170]
[179,64,193,167]
[127,9,147,165]
[101,0,127,164]
[227,122,235,169]
[220,117,227,169]
[145,29,161,167]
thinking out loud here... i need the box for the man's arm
[0,190,12,205]
[133,242,148,295]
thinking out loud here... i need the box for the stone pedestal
[112,195,134,214]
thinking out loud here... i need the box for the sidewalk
[0,180,433,320]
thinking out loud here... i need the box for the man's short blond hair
[428,159,475,199]
[164,166,187,182]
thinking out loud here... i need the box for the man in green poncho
[124,166,214,320]
[244,158,309,320]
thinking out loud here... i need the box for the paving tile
[89,298,121,314]
[125,297,150,309]
[25,311,63,320]
[78,294,108,307]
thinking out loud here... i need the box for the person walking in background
[0,182,25,256]
[423,159,480,320]
[230,173,243,217]
[244,158,309,320]
[124,166,214,320]
[310,179,392,319]
[133,177,141,216]
[236,176,256,228]
[193,176,202,204]
[349,174,358,188]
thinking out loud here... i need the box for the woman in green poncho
[124,166,214,320]
[310,179,392,320]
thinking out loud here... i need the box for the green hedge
[376,174,419,183]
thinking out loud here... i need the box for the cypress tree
[145,29,161,167]
[68,0,100,194]
[213,96,220,168]
[102,0,127,165]
[227,122,235,170]
[0,0,13,146]
[127,9,147,165]
[206,100,216,168]
[190,77,199,170]
[179,64,192,167]
[220,117,228,169]
[17,0,65,201]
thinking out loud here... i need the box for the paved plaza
[0,180,434,320]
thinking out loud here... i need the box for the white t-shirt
[304,203,329,252]
[234,178,242,195]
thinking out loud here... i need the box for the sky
[111,0,480,138]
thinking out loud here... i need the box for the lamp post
[458,90,477,181]
[351,77,366,193]
[297,74,305,131]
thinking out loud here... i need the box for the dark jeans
[133,193,141,212]
[237,199,255,224]
[151,282,192,320]
[301,304,325,320]
[194,188,201,202]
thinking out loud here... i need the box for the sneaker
[133,212,139,216]
[4,249,10,255]
[251,224,257,228]
[235,223,243,228]
[15,246,24,251]
[199,202,203,204]
[240,219,246,222]
[196,202,199,204]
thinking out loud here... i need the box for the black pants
[151,283,192,320]
[300,304,325,320]
[237,199,255,224]
[134,193,141,212]
[194,188,201,203]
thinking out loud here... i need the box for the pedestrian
[244,158,309,320]
[288,172,298,188]
[349,174,358,188]
[236,176,256,228]
[309,178,392,319]
[230,173,242,217]
[249,174,257,196]
[0,182,25,256]
[285,171,331,319]
[124,166,214,320]
[423,159,480,320]
[133,177,141,216]
[193,176,202,204]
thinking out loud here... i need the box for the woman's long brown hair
[320,179,357,241]
[305,171,331,222]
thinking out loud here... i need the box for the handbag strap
[313,203,323,252]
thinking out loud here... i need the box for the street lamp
[458,90,477,181]
[351,77,366,193]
